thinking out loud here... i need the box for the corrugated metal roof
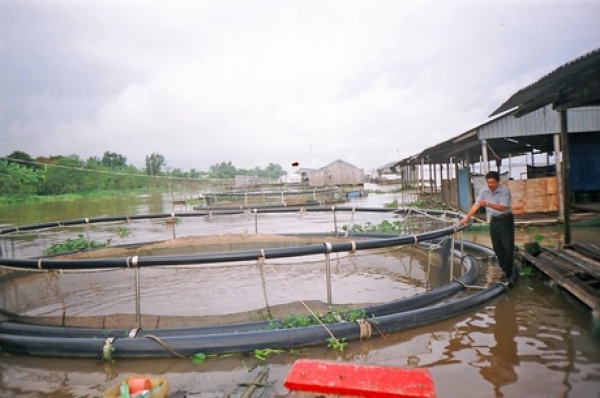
[490,47,600,117]
[393,49,600,167]
[480,105,600,139]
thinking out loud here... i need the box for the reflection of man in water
[460,171,515,281]
[480,296,519,394]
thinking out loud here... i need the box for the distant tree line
[1,150,287,196]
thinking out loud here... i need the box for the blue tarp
[570,137,600,191]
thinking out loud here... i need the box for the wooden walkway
[518,243,600,317]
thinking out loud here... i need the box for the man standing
[460,171,515,280]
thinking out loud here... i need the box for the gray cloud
[2,1,599,174]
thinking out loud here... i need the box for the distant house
[295,168,316,183]
[306,160,365,187]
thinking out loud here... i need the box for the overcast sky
[2,1,599,175]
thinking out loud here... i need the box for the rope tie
[350,241,356,253]
[257,249,272,319]
[357,319,372,340]
[454,278,467,288]
[411,235,418,244]
[143,334,186,358]
[102,337,115,361]
[324,242,332,254]
[37,259,43,270]
[263,261,338,341]
[85,218,89,225]
[128,328,140,338]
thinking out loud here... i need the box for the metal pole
[480,139,489,174]
[426,249,431,292]
[135,267,141,328]
[254,209,258,234]
[332,207,338,237]
[325,243,332,309]
[450,232,456,282]
[85,220,91,251]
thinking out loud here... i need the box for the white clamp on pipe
[324,242,332,254]
[126,256,140,268]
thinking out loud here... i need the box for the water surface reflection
[0,192,599,397]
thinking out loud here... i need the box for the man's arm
[459,202,481,226]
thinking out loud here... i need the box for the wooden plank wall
[441,179,459,209]
[503,177,558,214]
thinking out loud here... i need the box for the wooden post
[554,133,564,220]
[560,110,571,244]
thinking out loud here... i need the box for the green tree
[102,151,128,169]
[264,162,286,179]
[145,153,166,176]
[208,161,237,178]
[0,160,42,194]
[43,155,85,194]
[5,150,42,171]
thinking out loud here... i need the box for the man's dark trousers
[490,214,515,278]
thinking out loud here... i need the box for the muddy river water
[0,189,599,398]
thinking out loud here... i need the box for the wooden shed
[307,160,365,187]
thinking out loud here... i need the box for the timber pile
[518,243,600,314]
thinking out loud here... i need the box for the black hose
[0,227,467,270]
[0,209,487,358]
[0,241,509,358]
[0,282,508,358]
[0,246,478,340]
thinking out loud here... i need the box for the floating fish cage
[196,186,340,206]
[0,204,507,358]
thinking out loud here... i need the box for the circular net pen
[0,205,509,358]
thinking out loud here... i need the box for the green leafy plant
[266,308,371,330]
[404,199,425,207]
[384,200,399,208]
[341,220,412,234]
[116,226,131,239]
[253,348,285,361]
[43,234,110,255]
[519,265,536,278]
[190,352,231,364]
[327,337,347,352]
